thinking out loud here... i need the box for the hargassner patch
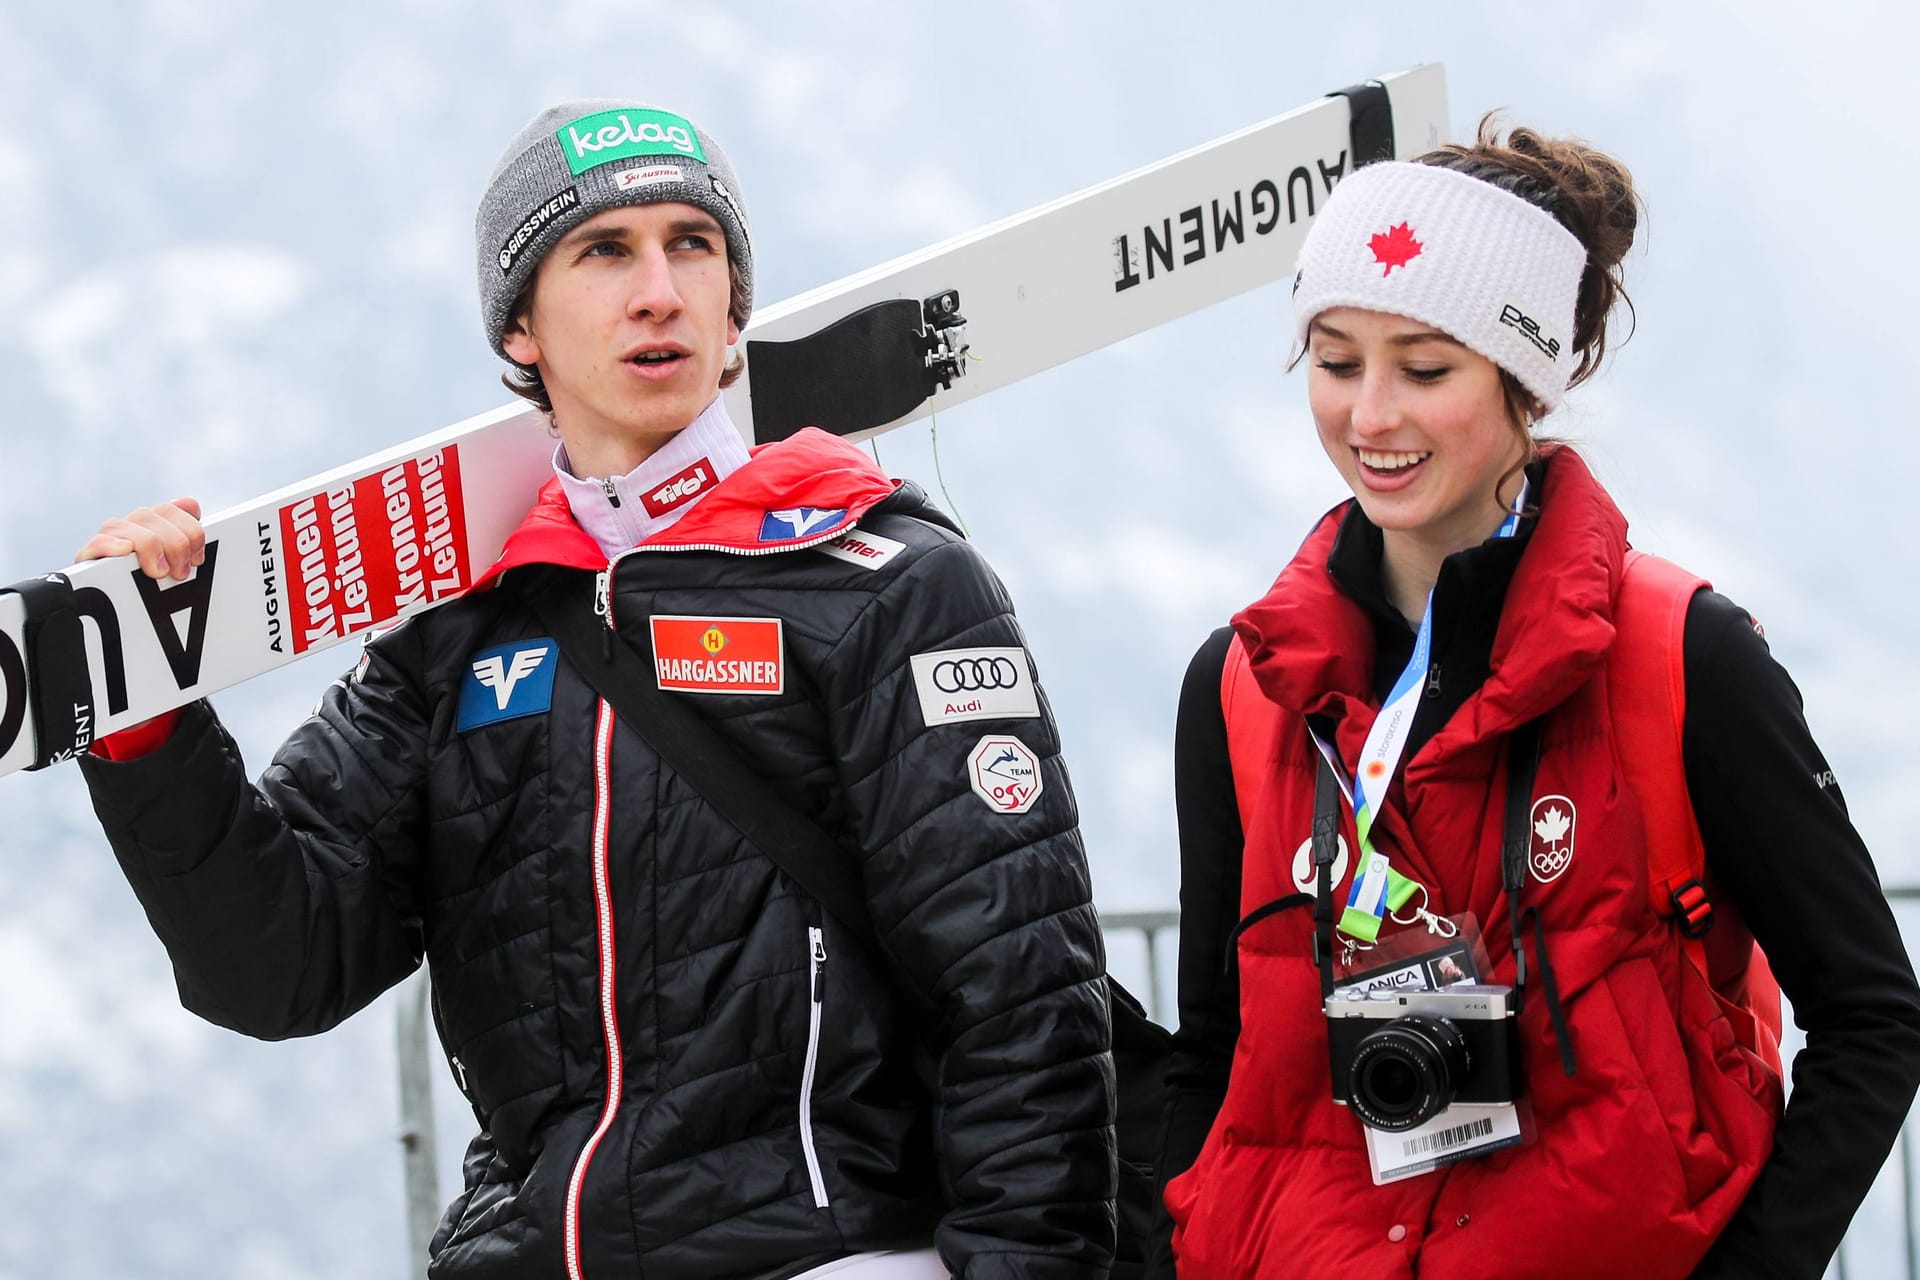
[910,646,1040,726]
[758,507,850,542]
[557,108,706,175]
[651,616,783,695]
[499,186,580,274]
[817,528,906,571]
[457,640,558,731]
[968,735,1043,814]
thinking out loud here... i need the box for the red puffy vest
[1165,449,1783,1280]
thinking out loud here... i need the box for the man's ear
[502,317,541,368]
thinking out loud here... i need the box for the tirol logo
[1369,221,1423,276]
[499,186,579,274]
[1529,794,1576,883]
[558,108,705,176]
[641,460,714,518]
[968,735,1043,815]
[1498,303,1562,361]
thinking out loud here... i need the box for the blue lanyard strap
[1315,475,1529,943]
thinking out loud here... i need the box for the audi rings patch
[651,616,784,695]
[968,735,1043,814]
[909,646,1040,726]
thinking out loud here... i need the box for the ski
[0,66,1447,780]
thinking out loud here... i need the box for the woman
[1150,120,1920,1278]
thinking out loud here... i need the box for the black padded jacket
[79,430,1117,1280]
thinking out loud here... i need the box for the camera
[1325,985,1523,1132]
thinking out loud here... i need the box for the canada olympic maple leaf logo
[1528,794,1576,884]
[1369,222,1423,276]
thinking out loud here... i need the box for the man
[74,100,1115,1280]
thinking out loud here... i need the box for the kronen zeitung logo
[558,108,706,175]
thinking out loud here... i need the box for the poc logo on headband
[558,108,706,175]
[1499,304,1562,361]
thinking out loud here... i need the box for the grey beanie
[475,100,752,358]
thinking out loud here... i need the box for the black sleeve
[75,623,432,1040]
[1681,591,1920,1279]
[1147,626,1244,1278]
[818,537,1115,1280]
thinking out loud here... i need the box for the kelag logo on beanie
[558,108,706,175]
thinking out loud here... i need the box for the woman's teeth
[1358,449,1431,472]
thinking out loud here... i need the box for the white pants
[790,1250,948,1279]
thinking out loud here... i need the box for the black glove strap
[2,574,96,768]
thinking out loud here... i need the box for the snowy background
[2,2,1916,1276]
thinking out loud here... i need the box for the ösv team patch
[652,616,784,695]
[458,640,558,730]
[968,735,1043,814]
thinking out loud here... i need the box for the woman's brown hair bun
[1416,114,1642,392]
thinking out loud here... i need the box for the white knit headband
[1291,161,1587,412]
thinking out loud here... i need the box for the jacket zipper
[800,925,830,1208]
[564,569,626,1280]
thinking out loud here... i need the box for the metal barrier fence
[395,895,1920,1279]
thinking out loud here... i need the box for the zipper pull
[1425,664,1442,698]
[593,569,613,659]
[601,478,621,509]
[450,1054,470,1095]
[810,926,827,1003]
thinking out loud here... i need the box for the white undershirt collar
[552,397,753,559]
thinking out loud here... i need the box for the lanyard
[1312,478,1529,944]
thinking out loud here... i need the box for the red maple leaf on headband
[1369,222,1423,276]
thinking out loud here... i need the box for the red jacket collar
[1232,445,1628,748]
[470,427,898,590]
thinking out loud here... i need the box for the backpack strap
[1612,551,1711,928]
[1611,550,1783,1076]
[1220,633,1283,829]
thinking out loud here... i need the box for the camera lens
[1346,1014,1473,1132]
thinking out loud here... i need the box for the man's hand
[76,498,206,581]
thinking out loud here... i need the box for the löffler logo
[1529,794,1576,884]
[1369,222,1423,276]
[642,460,715,518]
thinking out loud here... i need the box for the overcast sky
[1,3,1915,1276]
